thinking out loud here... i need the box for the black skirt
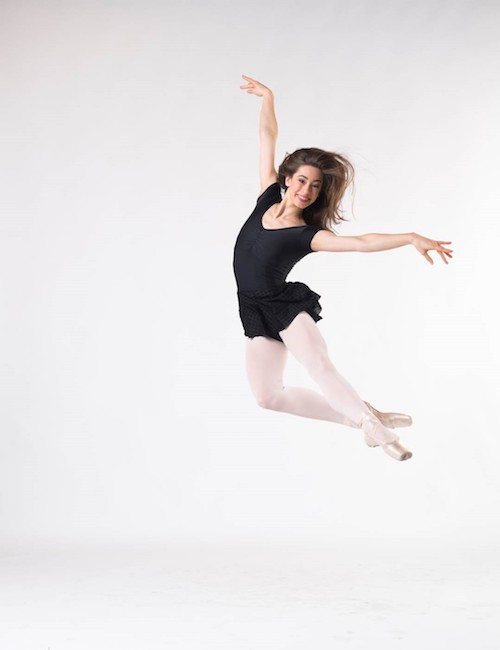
[237,281,322,342]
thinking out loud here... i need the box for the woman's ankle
[360,412,398,444]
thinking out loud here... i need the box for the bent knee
[254,389,281,410]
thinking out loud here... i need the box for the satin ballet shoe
[364,401,413,429]
[364,436,413,461]
[361,412,413,462]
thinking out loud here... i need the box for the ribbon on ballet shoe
[360,412,399,447]
[364,433,380,448]
[360,412,413,461]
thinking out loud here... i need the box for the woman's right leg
[245,335,357,426]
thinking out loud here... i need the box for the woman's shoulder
[257,181,281,203]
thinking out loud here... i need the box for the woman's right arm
[240,74,279,193]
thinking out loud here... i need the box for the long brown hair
[278,147,354,231]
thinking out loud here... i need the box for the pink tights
[245,312,373,430]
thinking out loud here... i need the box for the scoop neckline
[260,197,308,231]
[260,221,308,231]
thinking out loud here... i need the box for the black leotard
[233,182,323,341]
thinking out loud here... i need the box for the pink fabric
[245,311,373,429]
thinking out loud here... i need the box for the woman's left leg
[279,312,398,445]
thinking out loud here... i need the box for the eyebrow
[298,175,322,183]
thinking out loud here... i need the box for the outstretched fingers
[240,74,254,92]
[239,74,271,97]
[417,238,453,265]
[436,240,453,264]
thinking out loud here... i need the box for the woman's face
[285,165,323,209]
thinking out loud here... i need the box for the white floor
[1,537,498,650]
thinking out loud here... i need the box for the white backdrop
[1,0,499,547]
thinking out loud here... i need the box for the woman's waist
[237,281,311,298]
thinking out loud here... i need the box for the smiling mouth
[297,195,309,202]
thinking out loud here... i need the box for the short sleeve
[300,225,322,252]
[256,182,281,205]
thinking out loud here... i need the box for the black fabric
[233,182,323,341]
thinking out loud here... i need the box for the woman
[233,74,453,462]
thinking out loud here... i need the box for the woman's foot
[364,401,413,429]
[360,412,413,461]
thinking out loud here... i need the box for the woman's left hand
[411,233,453,265]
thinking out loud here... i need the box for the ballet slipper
[364,401,413,429]
[360,412,413,462]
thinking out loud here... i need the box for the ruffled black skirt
[237,281,322,342]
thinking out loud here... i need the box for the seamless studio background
[1,0,499,550]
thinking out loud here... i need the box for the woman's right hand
[240,74,273,98]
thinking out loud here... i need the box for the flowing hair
[278,147,355,231]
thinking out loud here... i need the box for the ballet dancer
[233,75,453,461]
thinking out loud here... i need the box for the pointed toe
[364,401,413,429]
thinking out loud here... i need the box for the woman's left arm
[310,231,453,265]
